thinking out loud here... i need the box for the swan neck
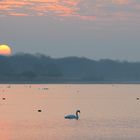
[76,112,79,119]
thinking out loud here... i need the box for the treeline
[0,53,140,83]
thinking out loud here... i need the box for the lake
[0,84,140,140]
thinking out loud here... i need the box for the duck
[65,110,80,120]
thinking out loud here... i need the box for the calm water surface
[0,84,140,140]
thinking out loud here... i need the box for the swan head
[76,110,80,114]
[76,109,80,113]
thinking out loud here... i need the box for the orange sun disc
[0,44,12,56]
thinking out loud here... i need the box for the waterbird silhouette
[2,98,6,100]
[38,110,42,112]
[65,110,80,120]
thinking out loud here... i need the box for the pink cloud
[8,12,29,16]
[111,0,130,5]
[0,0,140,21]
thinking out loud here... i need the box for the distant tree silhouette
[20,71,37,80]
[1,53,140,83]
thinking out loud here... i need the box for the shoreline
[1,81,140,84]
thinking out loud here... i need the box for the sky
[0,0,140,61]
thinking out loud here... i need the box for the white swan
[65,110,80,120]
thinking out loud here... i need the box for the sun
[0,44,12,56]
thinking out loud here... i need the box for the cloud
[111,0,130,5]
[0,0,140,21]
[8,12,28,16]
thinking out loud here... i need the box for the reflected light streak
[0,121,11,140]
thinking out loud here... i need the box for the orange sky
[0,0,139,20]
[0,0,140,60]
